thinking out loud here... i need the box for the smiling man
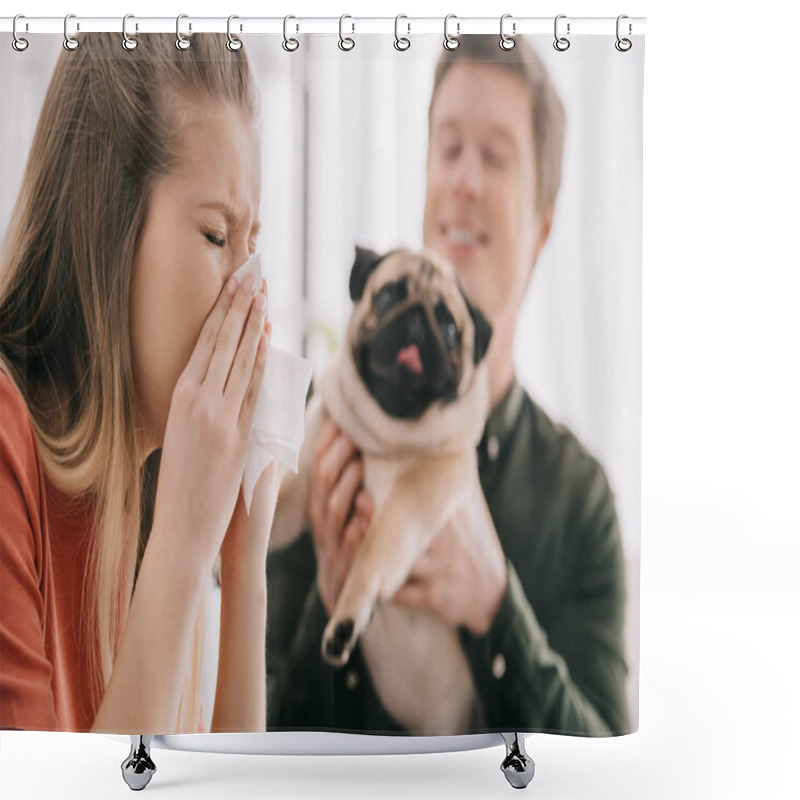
[267,35,632,737]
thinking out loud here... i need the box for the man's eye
[205,232,226,248]
[484,148,509,168]
[441,142,460,159]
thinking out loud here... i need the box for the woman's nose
[233,238,254,266]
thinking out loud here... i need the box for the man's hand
[307,419,374,618]
[306,419,507,635]
[392,496,509,637]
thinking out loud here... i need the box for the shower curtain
[0,21,643,740]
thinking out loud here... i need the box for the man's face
[423,63,548,335]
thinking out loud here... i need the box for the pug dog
[270,245,494,733]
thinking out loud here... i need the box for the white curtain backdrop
[1,32,643,729]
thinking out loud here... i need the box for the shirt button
[345,668,360,690]
[487,435,500,461]
[492,653,506,679]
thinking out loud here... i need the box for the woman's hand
[306,420,374,618]
[151,272,270,571]
[219,459,283,583]
[392,496,509,637]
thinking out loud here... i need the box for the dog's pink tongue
[396,344,423,375]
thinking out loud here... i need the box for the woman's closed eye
[204,230,226,248]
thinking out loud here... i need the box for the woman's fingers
[237,321,270,433]
[204,273,260,393]
[181,275,238,385]
[225,288,268,413]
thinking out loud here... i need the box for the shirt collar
[481,375,526,451]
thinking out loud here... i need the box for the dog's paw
[322,618,356,667]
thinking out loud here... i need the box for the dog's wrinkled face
[348,246,492,419]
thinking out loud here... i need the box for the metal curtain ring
[122,14,138,50]
[63,13,79,51]
[553,14,570,51]
[283,15,299,52]
[499,14,515,50]
[394,15,410,51]
[616,15,632,51]
[12,14,29,51]
[339,14,355,51]
[176,14,191,50]
[444,14,460,51]
[227,15,242,51]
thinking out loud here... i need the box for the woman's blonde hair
[0,32,259,732]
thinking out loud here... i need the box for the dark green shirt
[266,378,632,736]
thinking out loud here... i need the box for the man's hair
[428,34,566,215]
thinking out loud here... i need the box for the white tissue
[231,253,313,514]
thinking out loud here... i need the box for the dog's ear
[349,246,386,302]
[463,294,493,365]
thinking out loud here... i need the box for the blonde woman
[0,33,277,734]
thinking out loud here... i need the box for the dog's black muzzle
[356,302,460,419]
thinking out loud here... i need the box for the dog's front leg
[320,453,470,667]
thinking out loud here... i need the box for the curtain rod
[1,16,646,37]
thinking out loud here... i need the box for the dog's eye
[373,281,407,316]
[435,302,461,349]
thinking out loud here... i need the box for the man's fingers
[392,580,426,608]
[319,434,358,490]
[309,428,349,533]
[354,489,374,518]
[311,433,358,520]
[338,510,369,583]
[326,458,363,540]
[310,434,358,542]
[313,418,340,463]
[405,551,434,582]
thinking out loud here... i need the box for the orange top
[0,368,100,731]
